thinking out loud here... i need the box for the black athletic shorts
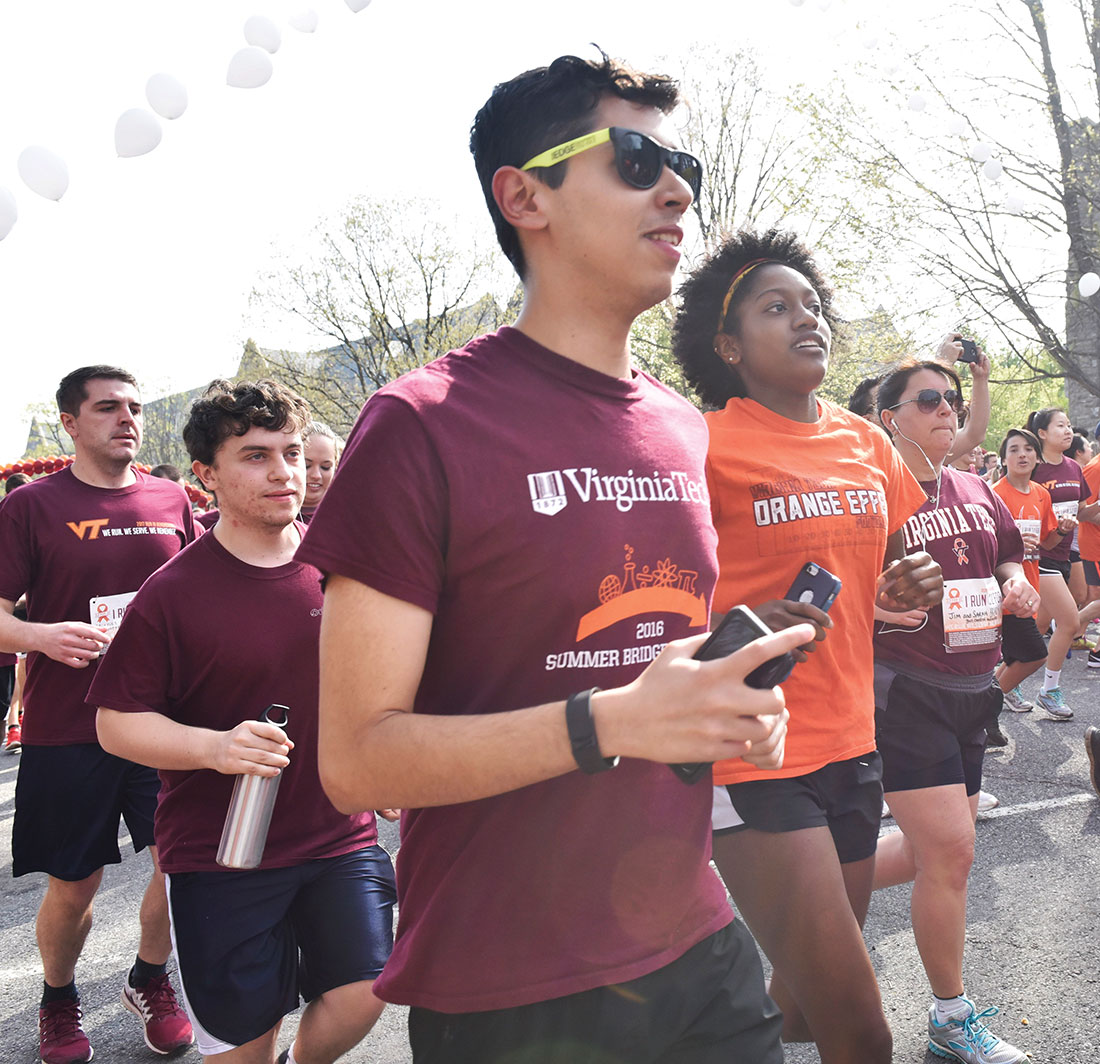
[713,753,883,864]
[873,665,993,796]
[1001,613,1048,666]
[0,664,13,710]
[1038,558,1072,583]
[1084,559,1100,587]
[167,845,396,1054]
[12,743,158,881]
[408,920,782,1064]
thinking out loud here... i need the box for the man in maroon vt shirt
[0,366,196,1063]
[91,378,395,1064]
[299,52,814,1064]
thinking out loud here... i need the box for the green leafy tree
[834,0,1100,426]
[250,197,513,434]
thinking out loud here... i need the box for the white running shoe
[1002,685,1032,712]
[976,790,999,813]
[928,1000,1028,1063]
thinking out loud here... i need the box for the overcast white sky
[0,0,1071,458]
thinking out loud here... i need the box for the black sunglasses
[521,126,703,199]
[889,388,964,414]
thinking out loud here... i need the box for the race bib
[1052,500,1078,521]
[942,576,1002,654]
[1014,518,1041,562]
[90,591,138,648]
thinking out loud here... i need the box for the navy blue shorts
[874,665,991,796]
[714,752,883,864]
[409,920,782,1064]
[167,845,396,1053]
[12,743,157,881]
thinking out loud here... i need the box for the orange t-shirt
[991,477,1057,591]
[1079,455,1100,563]
[705,397,926,786]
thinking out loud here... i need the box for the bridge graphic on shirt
[575,545,705,641]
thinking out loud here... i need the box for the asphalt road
[1,651,1097,1064]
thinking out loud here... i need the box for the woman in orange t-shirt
[991,428,1060,710]
[672,229,939,1064]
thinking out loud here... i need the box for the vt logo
[67,519,110,540]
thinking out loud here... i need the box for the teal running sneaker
[928,1001,1028,1063]
[1035,686,1073,719]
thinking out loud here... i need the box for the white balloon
[947,116,967,135]
[115,108,163,158]
[289,9,318,32]
[1079,272,1100,298]
[863,33,880,49]
[345,0,372,11]
[244,14,282,53]
[907,92,927,112]
[882,57,902,76]
[17,145,69,201]
[788,0,806,6]
[970,142,993,163]
[0,186,17,241]
[982,158,1004,180]
[146,73,188,119]
[817,0,833,9]
[1005,194,1026,214]
[227,47,274,88]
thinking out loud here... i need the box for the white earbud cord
[877,417,942,638]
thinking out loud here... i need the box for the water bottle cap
[262,704,290,728]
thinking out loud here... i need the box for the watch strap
[565,688,618,774]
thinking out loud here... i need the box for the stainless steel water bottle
[216,704,290,869]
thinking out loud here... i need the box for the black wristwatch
[565,688,619,774]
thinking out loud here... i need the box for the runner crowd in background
[2,48,1100,1064]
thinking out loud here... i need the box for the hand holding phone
[957,338,980,363]
[670,606,796,783]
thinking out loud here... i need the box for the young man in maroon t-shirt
[91,379,396,1064]
[298,54,817,1063]
[0,366,196,1063]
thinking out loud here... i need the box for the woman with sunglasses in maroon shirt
[872,359,1032,1064]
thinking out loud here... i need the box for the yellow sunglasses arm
[520,128,611,171]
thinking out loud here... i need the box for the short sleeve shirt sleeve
[297,396,448,614]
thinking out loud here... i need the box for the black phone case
[670,608,794,784]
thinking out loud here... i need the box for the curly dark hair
[470,49,680,279]
[183,379,311,467]
[671,229,836,409]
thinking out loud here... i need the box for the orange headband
[716,258,779,333]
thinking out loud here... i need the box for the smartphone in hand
[784,562,842,614]
[670,606,795,784]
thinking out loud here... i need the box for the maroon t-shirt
[874,466,1023,676]
[0,468,197,744]
[195,508,219,530]
[297,327,729,1013]
[86,527,376,874]
[1034,456,1088,563]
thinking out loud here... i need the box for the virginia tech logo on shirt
[66,519,180,541]
[527,466,707,516]
[67,519,110,540]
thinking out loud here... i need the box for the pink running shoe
[38,998,93,1064]
[121,974,194,1055]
